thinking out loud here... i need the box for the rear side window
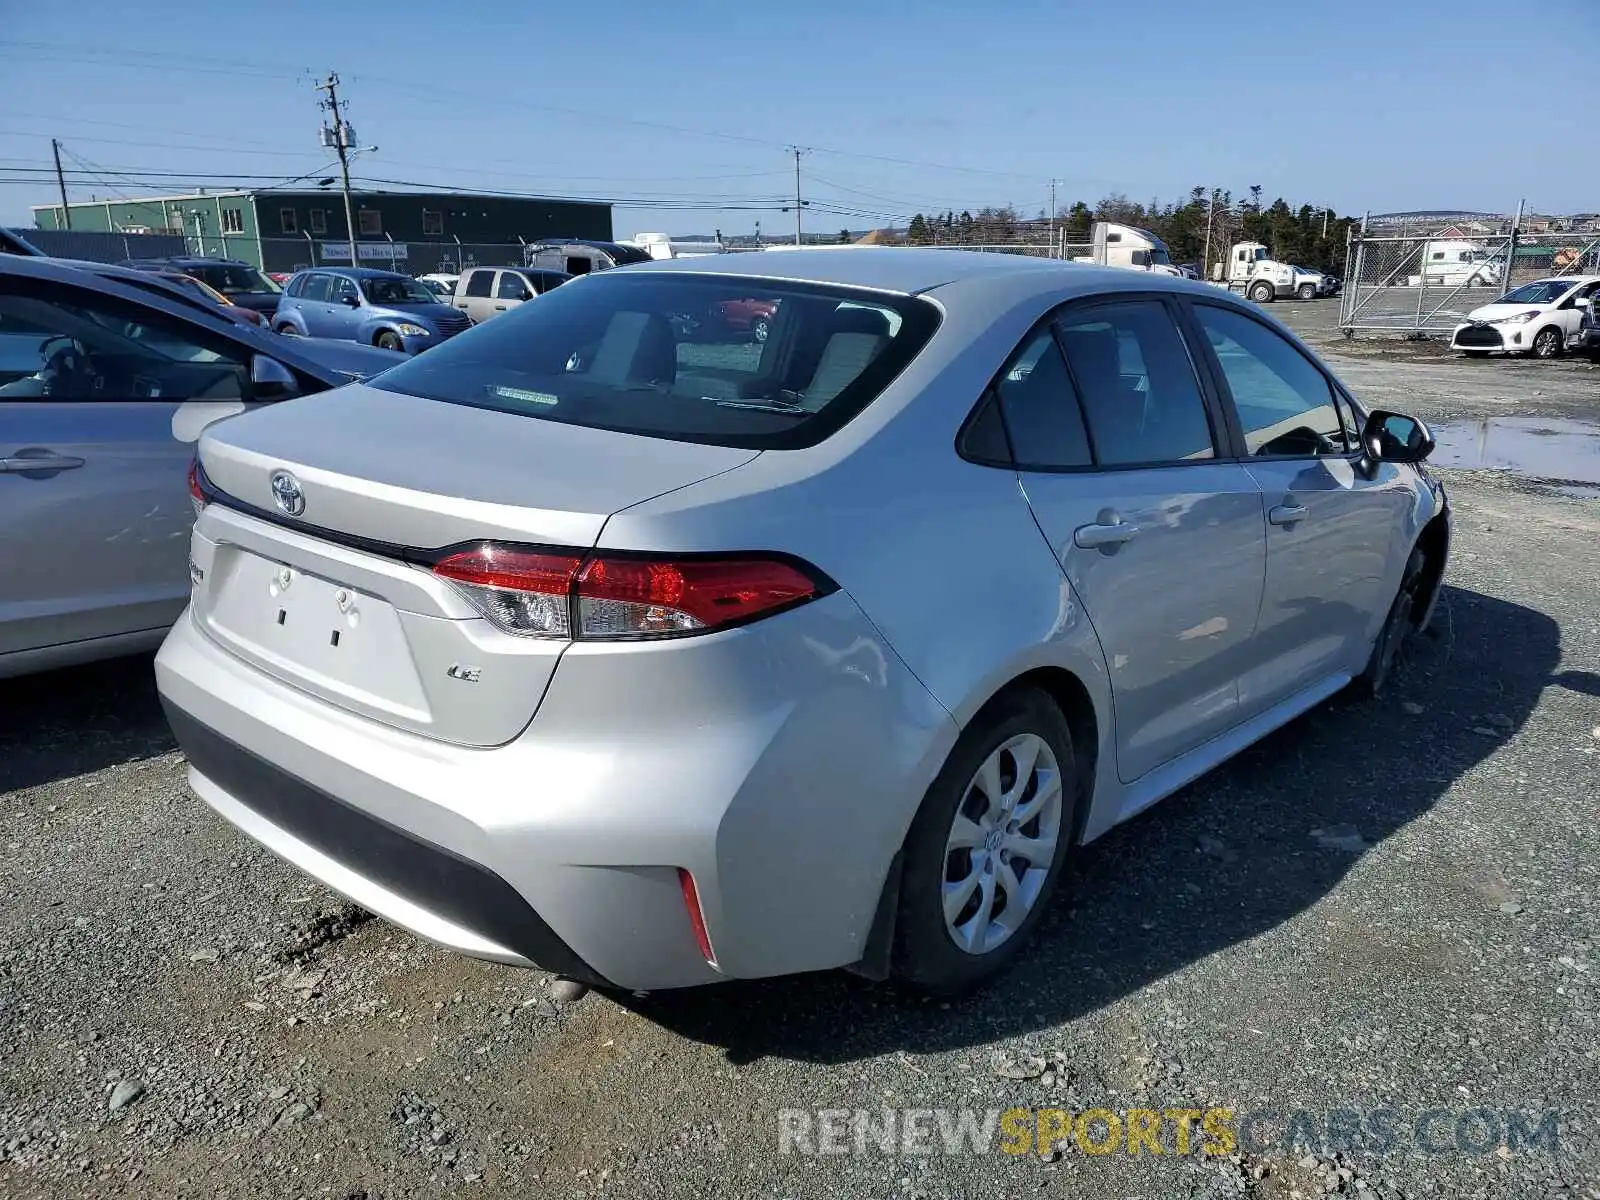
[298,274,331,302]
[1194,304,1346,457]
[993,329,1091,469]
[1056,301,1214,465]
[372,273,940,450]
[496,272,531,301]
[463,270,493,298]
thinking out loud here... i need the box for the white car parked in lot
[1450,276,1600,358]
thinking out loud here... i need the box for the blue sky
[1,0,1593,236]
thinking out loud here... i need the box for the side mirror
[341,293,361,307]
[250,354,300,399]
[1576,297,1592,310]
[1360,409,1434,471]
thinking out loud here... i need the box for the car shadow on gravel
[625,584,1560,1064]
[0,654,173,793]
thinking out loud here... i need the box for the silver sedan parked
[155,249,1450,994]
[0,255,403,679]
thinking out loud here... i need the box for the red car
[711,297,778,342]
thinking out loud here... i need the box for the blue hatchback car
[273,267,471,353]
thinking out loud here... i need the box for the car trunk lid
[191,383,758,745]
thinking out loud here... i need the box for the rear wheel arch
[850,666,1102,984]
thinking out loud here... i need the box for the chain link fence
[256,236,534,276]
[1339,212,1600,336]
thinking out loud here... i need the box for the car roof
[122,256,252,267]
[621,246,1209,302]
[297,266,406,279]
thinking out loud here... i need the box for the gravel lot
[3,328,1598,1200]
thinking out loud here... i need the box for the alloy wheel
[941,734,1063,955]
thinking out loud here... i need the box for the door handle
[494,304,507,311]
[0,450,86,474]
[1268,502,1308,526]
[1073,518,1141,549]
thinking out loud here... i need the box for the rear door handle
[494,304,507,311]
[1268,502,1308,526]
[1073,518,1141,549]
[0,450,86,474]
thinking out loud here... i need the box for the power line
[0,38,1060,185]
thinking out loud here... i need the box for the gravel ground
[2,341,1598,1200]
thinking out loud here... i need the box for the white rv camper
[1408,240,1504,288]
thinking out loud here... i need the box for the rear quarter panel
[600,278,1119,850]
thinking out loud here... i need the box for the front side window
[992,328,1090,469]
[1056,300,1214,465]
[357,209,382,236]
[373,274,940,450]
[1194,304,1346,457]
[331,276,360,305]
[0,282,251,401]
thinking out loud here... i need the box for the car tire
[892,689,1078,994]
[1354,546,1425,699]
[1250,281,1275,303]
[376,331,405,352]
[751,316,770,344]
[1530,326,1563,359]
[1297,283,1317,301]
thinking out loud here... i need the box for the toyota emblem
[269,470,306,518]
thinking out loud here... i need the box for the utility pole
[1048,179,1057,259]
[1202,189,1215,281]
[788,146,806,246]
[315,74,359,268]
[51,138,71,229]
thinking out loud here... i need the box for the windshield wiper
[715,398,807,415]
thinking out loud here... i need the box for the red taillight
[677,868,717,967]
[432,546,582,638]
[575,555,819,638]
[431,544,825,640]
[187,459,206,518]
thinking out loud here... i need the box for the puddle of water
[1430,417,1600,488]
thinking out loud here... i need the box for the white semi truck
[1209,241,1314,302]
[1073,222,1185,275]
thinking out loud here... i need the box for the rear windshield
[371,273,941,449]
[187,264,278,296]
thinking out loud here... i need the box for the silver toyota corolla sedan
[155,249,1450,994]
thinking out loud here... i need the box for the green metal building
[33,189,613,274]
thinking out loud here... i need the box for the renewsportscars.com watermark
[778,1106,1562,1159]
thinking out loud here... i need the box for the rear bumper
[155,591,955,991]
[162,701,610,982]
